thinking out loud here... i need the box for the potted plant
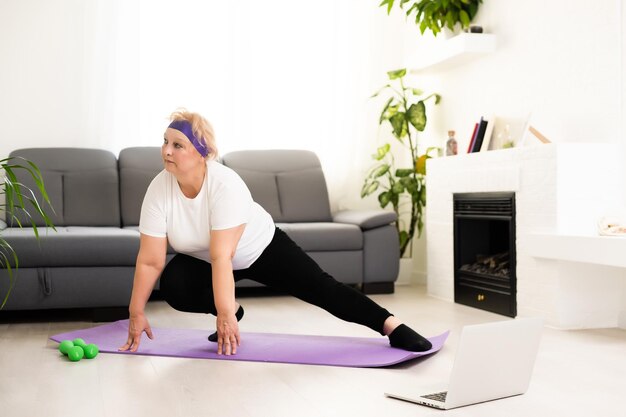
[1,157,55,308]
[379,0,483,37]
[362,68,440,258]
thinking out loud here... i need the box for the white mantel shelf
[409,33,496,73]
[525,233,626,269]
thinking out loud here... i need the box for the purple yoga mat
[50,320,448,368]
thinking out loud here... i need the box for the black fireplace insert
[453,192,516,317]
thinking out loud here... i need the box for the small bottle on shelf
[499,124,515,149]
[445,130,458,156]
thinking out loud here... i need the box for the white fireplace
[426,144,626,329]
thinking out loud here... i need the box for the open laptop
[385,317,543,410]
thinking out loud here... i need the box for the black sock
[388,324,432,352]
[208,305,245,342]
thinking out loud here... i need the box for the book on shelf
[479,115,496,152]
[471,118,488,153]
[467,122,479,153]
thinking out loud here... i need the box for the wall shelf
[409,33,496,73]
[525,233,626,269]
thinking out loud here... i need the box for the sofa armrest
[333,210,397,230]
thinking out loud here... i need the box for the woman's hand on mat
[119,313,154,352]
[216,312,240,355]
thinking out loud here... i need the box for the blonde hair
[168,109,218,160]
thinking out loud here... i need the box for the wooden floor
[1,285,625,417]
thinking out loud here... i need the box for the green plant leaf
[400,177,418,195]
[407,101,427,131]
[395,168,413,178]
[379,97,395,123]
[23,158,53,206]
[387,68,406,80]
[459,9,470,27]
[431,22,441,36]
[3,169,24,209]
[379,0,395,15]
[1,156,56,309]
[391,182,404,194]
[390,190,399,207]
[361,180,380,198]
[425,146,441,157]
[412,88,424,96]
[372,143,391,160]
[389,112,407,138]
[378,190,392,208]
[446,10,456,30]
[0,241,18,309]
[371,164,390,178]
[386,0,482,38]
[468,2,479,19]
[405,2,418,16]
[0,259,17,309]
[370,84,391,98]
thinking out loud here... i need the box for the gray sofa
[0,147,399,315]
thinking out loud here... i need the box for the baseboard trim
[362,282,395,294]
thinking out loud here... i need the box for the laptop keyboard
[421,391,447,402]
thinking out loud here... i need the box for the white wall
[402,0,626,284]
[407,0,623,149]
[0,0,407,212]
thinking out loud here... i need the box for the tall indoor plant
[362,68,440,257]
[379,0,483,37]
[1,157,55,308]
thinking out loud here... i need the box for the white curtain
[0,0,409,211]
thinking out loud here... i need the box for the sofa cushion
[118,147,164,226]
[333,209,397,230]
[222,150,332,222]
[230,168,282,219]
[7,148,121,227]
[276,223,362,251]
[275,168,333,222]
[1,227,140,267]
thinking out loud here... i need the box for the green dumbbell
[83,343,99,359]
[67,345,85,362]
[58,338,99,361]
[72,338,87,350]
[59,340,75,355]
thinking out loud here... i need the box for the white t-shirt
[139,160,275,270]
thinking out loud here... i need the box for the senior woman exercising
[119,109,431,356]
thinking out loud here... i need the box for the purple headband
[168,120,210,158]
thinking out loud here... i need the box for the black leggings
[159,227,392,335]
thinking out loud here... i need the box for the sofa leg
[361,282,395,295]
[92,306,129,322]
